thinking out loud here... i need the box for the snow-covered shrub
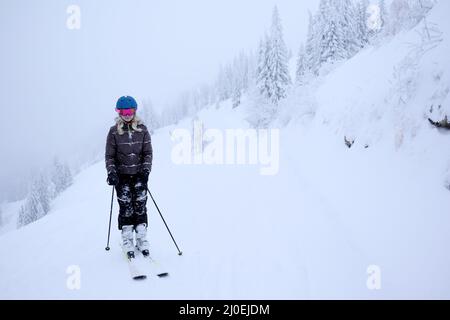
[247,88,277,129]
[50,158,73,197]
[17,174,51,228]
[387,0,437,35]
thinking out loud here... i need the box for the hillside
[1,1,450,299]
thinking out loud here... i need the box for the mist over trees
[140,99,161,134]
[248,6,292,127]
[17,158,73,228]
[294,0,436,85]
[387,0,436,35]
[50,158,73,197]
[7,0,438,228]
[155,0,436,129]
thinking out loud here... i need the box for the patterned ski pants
[115,174,148,230]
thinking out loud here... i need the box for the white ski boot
[121,225,135,259]
[135,223,150,257]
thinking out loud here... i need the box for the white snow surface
[1,1,450,299]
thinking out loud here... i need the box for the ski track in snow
[0,115,365,299]
[2,106,448,299]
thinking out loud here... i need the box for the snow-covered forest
[155,0,438,128]
[3,0,440,231]
[0,0,449,299]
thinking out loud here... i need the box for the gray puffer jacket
[105,116,153,176]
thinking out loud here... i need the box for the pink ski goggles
[116,108,136,117]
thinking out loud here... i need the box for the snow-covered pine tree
[256,34,271,101]
[233,51,248,92]
[18,195,41,227]
[51,157,73,196]
[216,64,230,102]
[191,89,202,114]
[379,0,388,34]
[247,85,277,129]
[179,91,191,119]
[388,0,412,35]
[304,11,320,76]
[139,99,150,125]
[238,51,251,94]
[232,84,241,108]
[18,174,50,227]
[296,43,306,85]
[316,0,330,66]
[408,0,432,23]
[252,6,291,127]
[231,58,242,109]
[231,51,251,108]
[318,0,347,66]
[355,0,370,48]
[225,63,235,102]
[266,5,291,105]
[389,0,436,35]
[141,99,160,133]
[246,49,258,89]
[320,12,343,64]
[34,173,51,219]
[17,205,32,228]
[199,84,213,107]
[338,0,359,58]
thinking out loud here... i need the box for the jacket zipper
[128,124,132,140]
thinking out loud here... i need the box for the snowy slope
[0,104,313,299]
[1,2,450,299]
[0,200,24,236]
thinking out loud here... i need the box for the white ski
[135,248,169,278]
[120,244,147,280]
[147,255,169,278]
[126,257,147,280]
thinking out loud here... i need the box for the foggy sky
[0,0,320,201]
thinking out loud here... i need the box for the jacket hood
[115,115,144,135]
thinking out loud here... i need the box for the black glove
[139,169,150,184]
[107,172,119,186]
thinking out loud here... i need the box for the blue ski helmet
[116,96,138,110]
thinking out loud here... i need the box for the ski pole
[147,187,183,256]
[105,186,115,251]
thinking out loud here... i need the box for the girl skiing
[105,96,153,259]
